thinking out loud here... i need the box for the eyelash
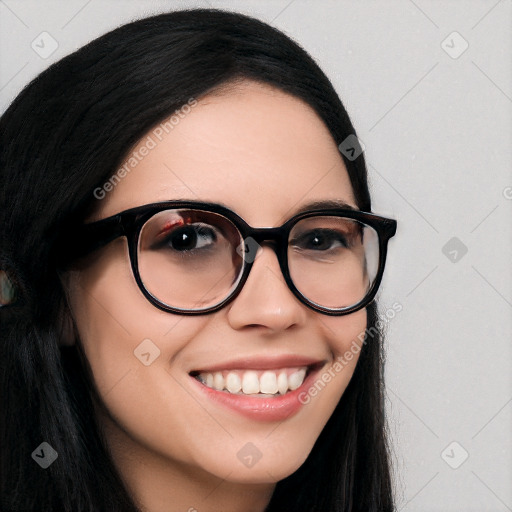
[151,224,219,253]
[290,229,350,251]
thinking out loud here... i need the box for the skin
[63,79,367,512]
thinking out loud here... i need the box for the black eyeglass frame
[58,201,397,316]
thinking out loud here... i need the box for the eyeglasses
[59,201,397,316]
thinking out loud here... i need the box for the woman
[0,8,397,512]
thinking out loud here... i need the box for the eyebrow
[207,198,359,218]
[290,199,359,215]
[150,197,359,219]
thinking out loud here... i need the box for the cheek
[66,240,210,417]
[297,308,367,420]
[321,307,368,363]
[325,308,367,395]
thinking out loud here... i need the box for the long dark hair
[0,8,394,511]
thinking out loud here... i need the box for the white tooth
[226,372,242,393]
[242,371,260,394]
[213,372,225,391]
[277,371,288,395]
[259,371,278,394]
[288,368,307,390]
[205,373,214,388]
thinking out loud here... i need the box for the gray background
[1,1,511,510]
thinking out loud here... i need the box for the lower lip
[189,367,322,422]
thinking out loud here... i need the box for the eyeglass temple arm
[56,215,125,266]
[381,218,397,239]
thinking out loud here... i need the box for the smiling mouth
[189,363,322,397]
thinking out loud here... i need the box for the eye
[152,223,218,253]
[290,229,349,251]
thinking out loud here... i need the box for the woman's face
[65,80,367,489]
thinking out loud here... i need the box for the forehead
[92,80,356,226]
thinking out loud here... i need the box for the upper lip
[189,355,327,374]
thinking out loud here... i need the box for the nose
[226,242,308,331]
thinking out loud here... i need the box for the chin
[198,444,311,485]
